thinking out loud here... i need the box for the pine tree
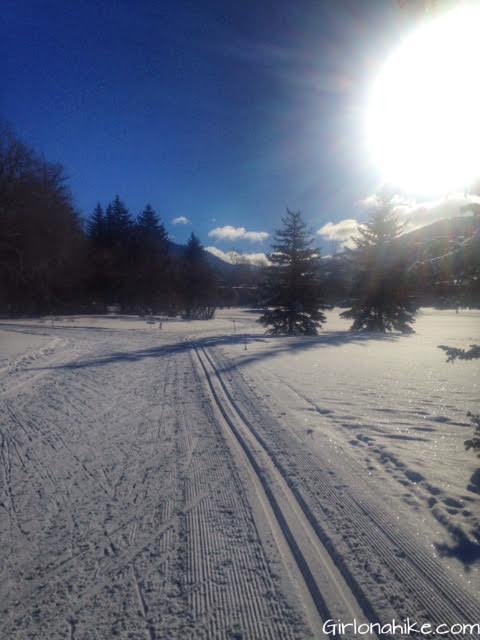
[340,201,416,333]
[137,204,166,239]
[134,204,170,310]
[181,233,217,319]
[87,204,106,244]
[105,195,132,245]
[258,209,326,335]
[98,196,135,308]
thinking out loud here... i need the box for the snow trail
[194,345,375,638]
[0,327,303,638]
[0,311,478,638]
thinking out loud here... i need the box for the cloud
[317,219,360,249]
[205,246,270,266]
[317,219,359,241]
[208,225,269,243]
[172,216,189,225]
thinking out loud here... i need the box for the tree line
[0,125,218,317]
[1,124,478,324]
[86,196,217,318]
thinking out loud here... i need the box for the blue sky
[2,0,406,253]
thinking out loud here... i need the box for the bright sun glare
[367,4,480,195]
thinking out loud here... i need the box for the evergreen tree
[340,201,416,333]
[137,204,166,239]
[181,233,217,319]
[258,209,326,335]
[87,203,106,245]
[134,204,170,310]
[98,196,135,307]
[105,195,132,245]
[86,203,112,304]
[136,204,169,255]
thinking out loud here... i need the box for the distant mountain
[167,240,236,275]
[395,216,479,267]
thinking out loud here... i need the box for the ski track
[1,316,479,639]
[0,328,303,639]
[208,344,480,639]
[193,345,378,639]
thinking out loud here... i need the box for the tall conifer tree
[134,204,170,310]
[87,204,105,244]
[181,233,217,319]
[340,200,416,333]
[259,209,326,335]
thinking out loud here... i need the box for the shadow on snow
[31,330,401,372]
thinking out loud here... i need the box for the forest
[1,124,478,319]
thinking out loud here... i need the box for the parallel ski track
[206,345,480,638]
[183,350,300,640]
[194,345,377,640]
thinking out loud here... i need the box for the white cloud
[208,225,269,243]
[317,219,359,241]
[172,216,189,225]
[317,219,361,249]
[205,246,270,266]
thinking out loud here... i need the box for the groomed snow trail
[1,314,479,639]
[207,340,480,639]
[0,327,305,639]
[194,346,374,639]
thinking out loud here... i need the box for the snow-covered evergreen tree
[259,209,326,335]
[341,201,416,333]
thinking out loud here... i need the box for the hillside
[321,215,480,306]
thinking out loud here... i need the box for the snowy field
[0,308,478,639]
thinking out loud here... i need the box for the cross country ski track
[197,343,480,639]
[193,345,374,639]
[0,322,479,639]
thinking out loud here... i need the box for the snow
[0,308,478,638]
[0,327,51,366]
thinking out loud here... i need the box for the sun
[367,4,480,195]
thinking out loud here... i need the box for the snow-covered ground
[0,327,51,366]
[0,309,478,639]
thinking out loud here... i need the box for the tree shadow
[436,534,480,568]
[204,330,400,374]
[31,329,401,372]
[467,468,480,495]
